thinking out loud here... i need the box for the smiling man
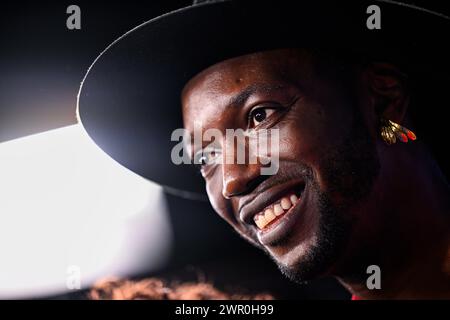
[180,48,449,299]
[78,1,450,299]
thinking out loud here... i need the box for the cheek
[205,173,234,223]
[277,100,354,185]
[278,102,330,164]
[205,175,222,211]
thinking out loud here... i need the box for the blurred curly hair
[89,278,274,300]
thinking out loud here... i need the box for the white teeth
[264,208,276,223]
[274,204,284,216]
[254,215,268,229]
[290,194,298,204]
[281,197,292,210]
[253,193,302,230]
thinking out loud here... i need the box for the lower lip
[256,186,308,246]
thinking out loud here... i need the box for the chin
[270,201,352,283]
[266,234,329,283]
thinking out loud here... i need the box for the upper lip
[239,179,305,226]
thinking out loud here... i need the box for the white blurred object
[0,125,173,299]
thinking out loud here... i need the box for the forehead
[181,49,315,128]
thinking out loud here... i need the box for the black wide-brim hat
[77,0,450,200]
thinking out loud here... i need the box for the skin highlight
[181,49,450,299]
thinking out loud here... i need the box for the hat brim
[77,0,449,200]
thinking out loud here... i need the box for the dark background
[0,0,448,299]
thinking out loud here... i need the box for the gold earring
[380,118,416,145]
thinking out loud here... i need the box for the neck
[337,143,450,299]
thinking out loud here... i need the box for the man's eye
[194,149,220,166]
[249,107,276,127]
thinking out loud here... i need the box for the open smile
[239,181,307,245]
[253,192,301,230]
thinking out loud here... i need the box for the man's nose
[221,163,266,199]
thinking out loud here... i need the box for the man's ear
[361,62,410,124]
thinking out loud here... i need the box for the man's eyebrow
[186,83,286,154]
[227,83,285,108]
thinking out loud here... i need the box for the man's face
[181,49,380,282]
